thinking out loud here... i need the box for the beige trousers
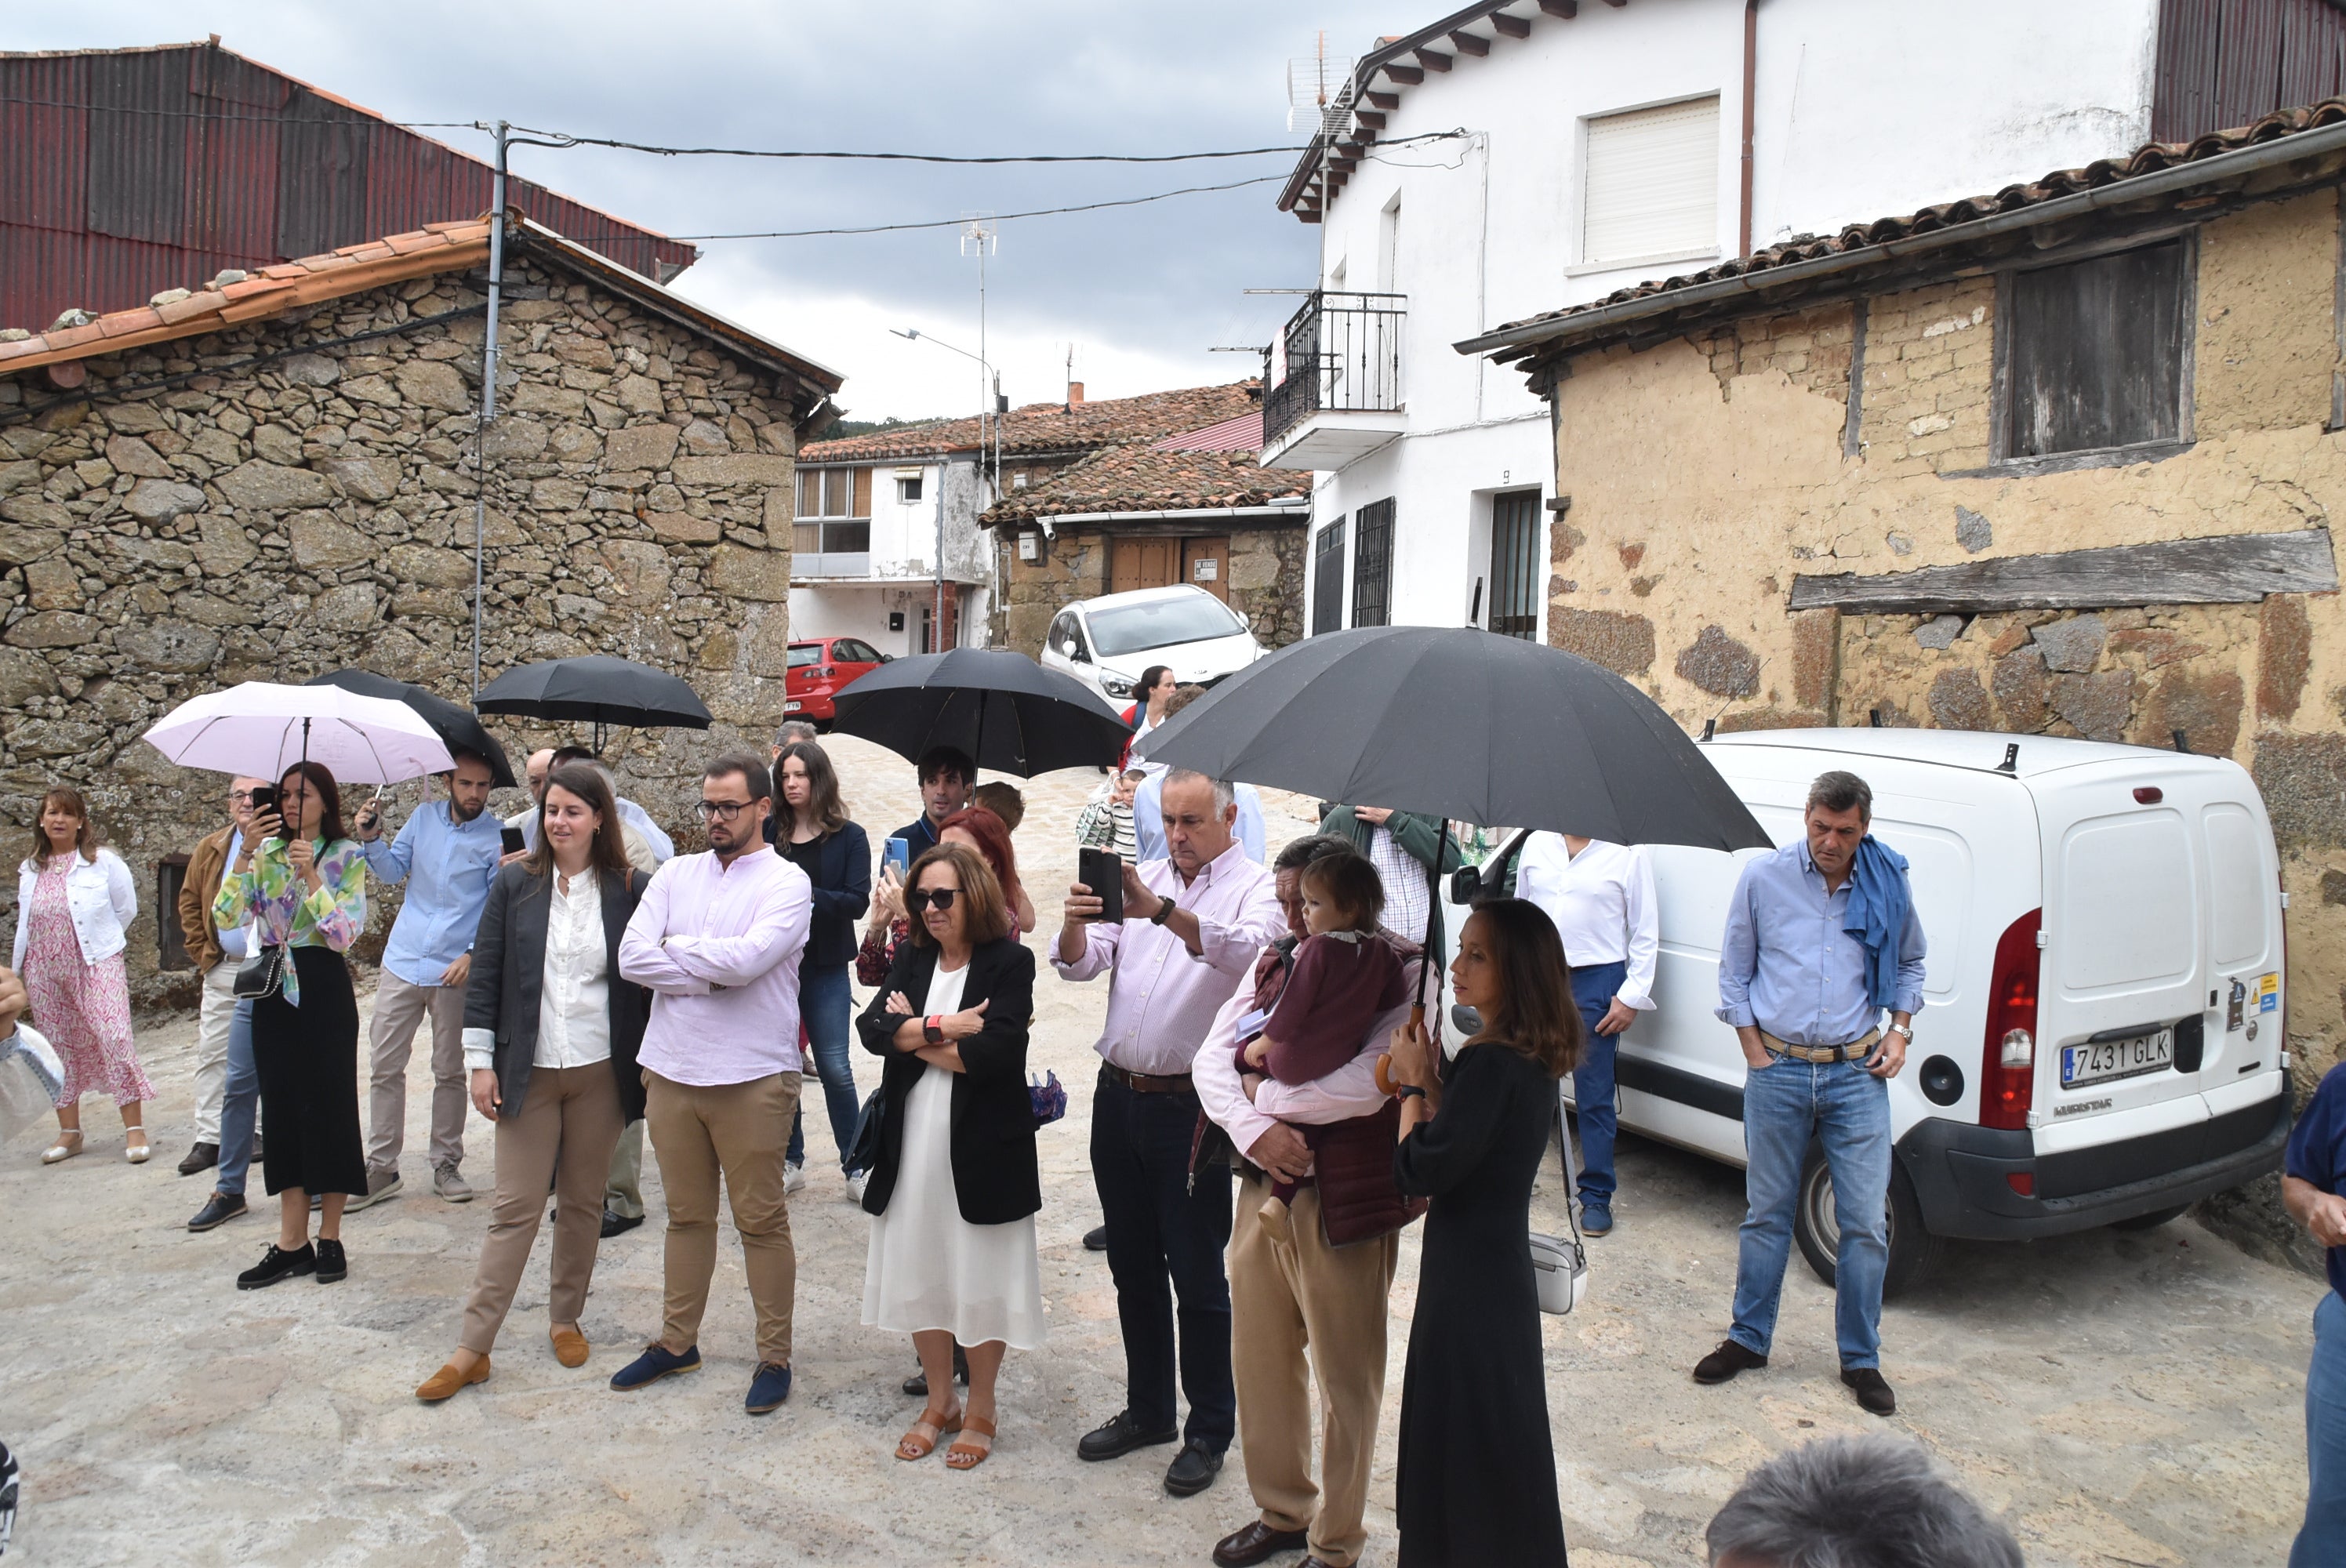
[366,971,468,1177]
[1229,1173,1400,1568]
[458,1063,626,1355]
[644,1069,800,1366]
[192,960,238,1144]
[605,1118,645,1219]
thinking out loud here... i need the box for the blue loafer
[1581,1203,1614,1237]
[745,1361,792,1414]
[609,1342,701,1392]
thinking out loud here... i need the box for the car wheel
[2108,1202,2192,1232]
[1792,1142,1941,1301]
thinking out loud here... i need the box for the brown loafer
[1213,1519,1309,1566]
[415,1357,491,1403]
[550,1327,590,1368]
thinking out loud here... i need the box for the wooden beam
[1786,530,2340,614]
[1383,64,1425,85]
[1353,110,1387,129]
[1449,30,1491,54]
[1414,48,1454,71]
[1367,90,1401,109]
[1492,13,1532,36]
[1327,156,1358,172]
[1600,0,1628,6]
[1539,0,1578,14]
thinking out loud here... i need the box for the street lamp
[893,327,1003,653]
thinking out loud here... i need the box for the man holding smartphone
[352,748,503,1208]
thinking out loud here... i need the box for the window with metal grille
[1999,239,2192,463]
[1312,518,1347,637]
[1488,491,1542,641]
[1582,96,1720,269]
[1351,499,1394,629]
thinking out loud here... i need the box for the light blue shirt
[1133,774,1266,866]
[360,799,504,987]
[1716,838,1927,1047]
[216,829,249,962]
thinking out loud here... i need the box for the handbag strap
[1554,1085,1586,1249]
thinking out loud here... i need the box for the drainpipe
[1738,0,1759,259]
[472,119,507,699]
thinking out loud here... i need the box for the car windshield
[788,644,823,669]
[1088,594,1247,658]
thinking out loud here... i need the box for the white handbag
[1529,1089,1590,1316]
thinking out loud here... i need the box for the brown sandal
[897,1406,963,1461]
[945,1415,997,1470]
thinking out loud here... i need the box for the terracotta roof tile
[804,380,1262,463]
[154,289,228,325]
[1153,411,1264,452]
[40,322,107,351]
[981,443,1309,524]
[258,263,309,280]
[97,307,164,339]
[382,230,445,256]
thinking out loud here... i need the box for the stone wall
[0,252,804,1005]
[993,521,1306,659]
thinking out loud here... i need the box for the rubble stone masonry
[0,256,802,1004]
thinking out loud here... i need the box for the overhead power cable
[504,125,1309,163]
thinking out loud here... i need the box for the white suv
[1038,584,1266,706]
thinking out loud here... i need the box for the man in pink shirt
[611,753,812,1418]
[1055,769,1283,1497]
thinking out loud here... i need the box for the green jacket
[1317,804,1462,957]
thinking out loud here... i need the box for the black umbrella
[828,648,1132,777]
[305,668,516,787]
[474,655,712,751]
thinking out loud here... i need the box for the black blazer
[464,861,653,1123]
[854,935,1038,1225]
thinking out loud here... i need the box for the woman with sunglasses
[857,844,1041,1471]
[211,761,369,1290]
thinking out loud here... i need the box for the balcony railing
[1263,290,1406,449]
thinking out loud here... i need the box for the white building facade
[1266,0,2170,640]
[786,448,993,657]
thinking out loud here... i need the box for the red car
[785,637,889,724]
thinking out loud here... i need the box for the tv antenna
[1286,32,1356,134]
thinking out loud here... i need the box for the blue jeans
[1729,1052,1890,1369]
[785,964,863,1173]
[1568,960,1626,1208]
[215,998,259,1198]
[2297,1291,2346,1566]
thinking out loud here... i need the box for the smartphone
[501,826,527,856]
[884,836,912,878]
[1079,847,1125,924]
[248,783,278,818]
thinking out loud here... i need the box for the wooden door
[1182,537,1230,603]
[1111,536,1181,595]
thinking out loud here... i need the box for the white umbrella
[143,681,456,785]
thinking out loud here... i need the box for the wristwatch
[1887,1022,1914,1043]
[1149,894,1177,927]
[924,1014,945,1045]
[1394,1083,1426,1102]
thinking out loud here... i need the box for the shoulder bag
[1530,1091,1591,1316]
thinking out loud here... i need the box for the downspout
[1739,0,1759,259]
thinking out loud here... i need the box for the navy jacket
[772,821,871,968]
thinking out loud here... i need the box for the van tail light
[1981,909,2042,1131]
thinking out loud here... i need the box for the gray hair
[1163,768,1237,815]
[1705,1436,2021,1568]
[774,719,820,749]
[1807,770,1873,824]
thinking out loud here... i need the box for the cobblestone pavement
[0,736,2319,1565]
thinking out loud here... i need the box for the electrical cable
[502,123,1307,163]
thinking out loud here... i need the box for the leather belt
[1762,1028,1881,1064]
[1100,1062,1194,1094]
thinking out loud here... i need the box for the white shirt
[536,867,612,1069]
[1367,826,1429,948]
[1514,833,1658,1011]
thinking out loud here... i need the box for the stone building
[1463,103,2346,1085]
[0,216,840,1004]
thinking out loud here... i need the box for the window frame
[895,474,924,505]
[1350,499,1395,630]
[1311,517,1348,637]
[1577,93,1723,275]
[1988,227,2199,477]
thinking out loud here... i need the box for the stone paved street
[0,736,2320,1565]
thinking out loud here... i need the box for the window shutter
[853,467,873,518]
[1582,97,1720,266]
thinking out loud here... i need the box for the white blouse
[535,866,611,1070]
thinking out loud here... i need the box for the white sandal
[124,1124,151,1164]
[40,1129,84,1165]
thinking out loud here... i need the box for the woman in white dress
[856,843,1042,1471]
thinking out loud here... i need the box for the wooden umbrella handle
[1375,1052,1399,1097]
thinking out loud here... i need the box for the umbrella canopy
[828,648,1132,777]
[144,681,455,786]
[1139,626,1770,851]
[306,669,516,787]
[474,656,713,732]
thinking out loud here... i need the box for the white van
[1443,728,2293,1294]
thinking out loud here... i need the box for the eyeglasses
[230,790,257,803]
[905,887,959,913]
[695,799,753,821]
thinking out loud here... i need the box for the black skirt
[250,945,365,1199]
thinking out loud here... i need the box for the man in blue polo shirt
[2285,1063,2346,1566]
[353,747,503,1207]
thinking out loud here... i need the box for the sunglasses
[905,887,960,914]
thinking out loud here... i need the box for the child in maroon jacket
[1238,853,1410,1221]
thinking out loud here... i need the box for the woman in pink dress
[12,786,148,1163]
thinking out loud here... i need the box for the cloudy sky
[16,1,1402,423]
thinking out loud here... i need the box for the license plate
[2061,1029,2174,1089]
[784,700,801,711]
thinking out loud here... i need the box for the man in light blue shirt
[1697,769,1925,1419]
[354,748,503,1207]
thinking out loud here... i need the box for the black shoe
[1083,1224,1109,1252]
[176,1141,220,1177]
[1164,1439,1226,1497]
[314,1238,347,1283]
[187,1191,247,1232]
[901,1344,971,1398]
[1077,1410,1178,1462]
[1842,1366,1897,1417]
[1693,1339,1769,1385]
[601,1208,644,1239]
[237,1243,315,1290]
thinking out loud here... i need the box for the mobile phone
[248,784,278,818]
[884,837,912,877]
[1079,847,1125,924]
[501,826,527,856]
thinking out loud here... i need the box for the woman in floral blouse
[212,760,368,1291]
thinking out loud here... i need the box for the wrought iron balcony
[1261,290,1407,470]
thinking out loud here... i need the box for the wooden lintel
[1786,529,2339,614]
[1449,30,1491,55]
[1353,111,1387,129]
[1414,47,1454,71]
[1367,90,1401,109]
[1539,0,1578,16]
[1492,13,1532,36]
[1383,64,1425,85]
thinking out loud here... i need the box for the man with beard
[352,747,505,1207]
